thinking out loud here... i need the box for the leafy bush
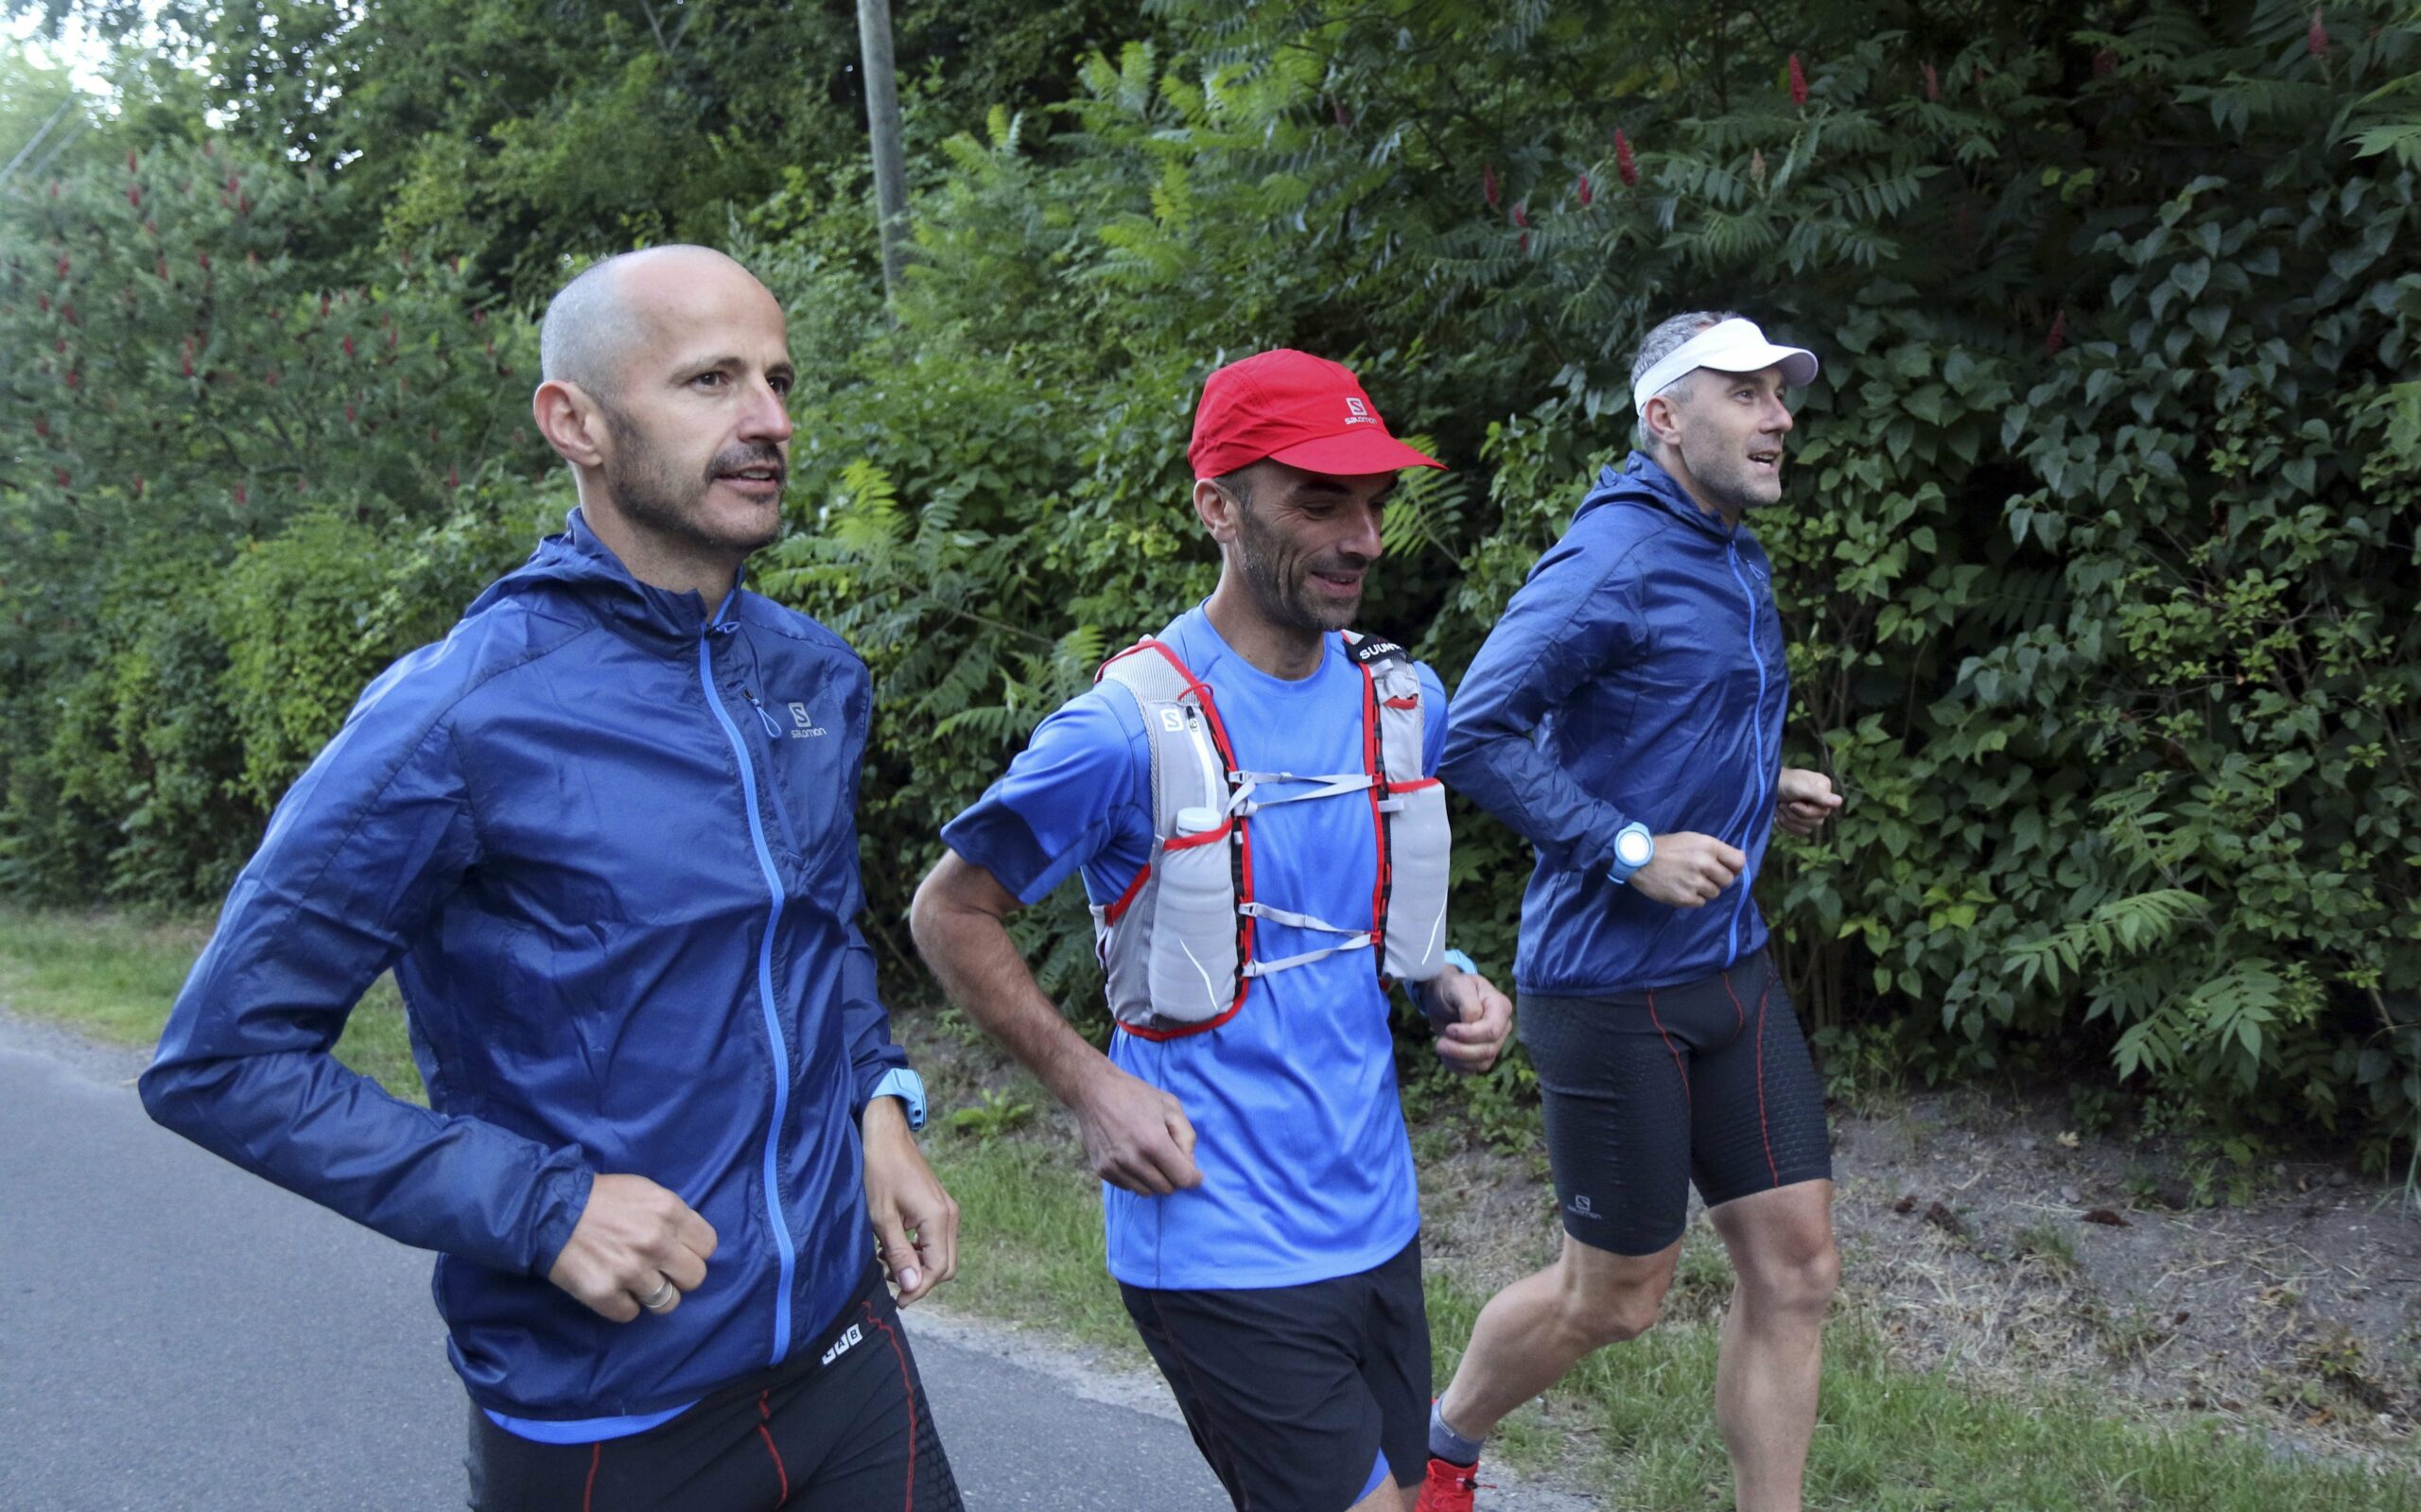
[4,0,2416,1161]
[749,0,2421,1154]
[0,136,553,902]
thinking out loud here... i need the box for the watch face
[1616,829,1652,866]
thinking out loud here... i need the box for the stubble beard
[1673,414,1781,522]
[1235,497,1359,635]
[600,407,783,560]
[1700,455,1777,520]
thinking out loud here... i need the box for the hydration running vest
[1089,624,1451,1039]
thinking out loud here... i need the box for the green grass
[0,904,423,1098]
[4,901,2414,1509]
[919,1136,1142,1358]
[1422,1264,2421,1510]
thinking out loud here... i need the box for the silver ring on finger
[637,1277,677,1312]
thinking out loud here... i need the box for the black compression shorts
[1119,1236,1428,1512]
[466,1262,962,1512]
[1522,949,1832,1257]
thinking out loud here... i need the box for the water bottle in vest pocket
[1142,806,1241,1024]
[1380,781,1450,982]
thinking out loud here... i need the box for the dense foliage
[3,0,2416,1159]
[0,135,553,897]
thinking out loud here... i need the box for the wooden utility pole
[855,0,909,310]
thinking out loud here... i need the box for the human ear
[1642,392,1687,450]
[1193,478,1241,543]
[533,380,608,469]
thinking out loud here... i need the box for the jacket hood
[1572,450,1733,542]
[466,508,745,650]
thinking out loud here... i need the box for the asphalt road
[0,1014,1591,1511]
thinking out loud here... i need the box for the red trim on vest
[1101,861,1153,926]
[1101,637,1254,1040]
[1359,661,1392,958]
[1098,633,1415,1041]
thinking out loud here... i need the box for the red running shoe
[1414,1455,1486,1512]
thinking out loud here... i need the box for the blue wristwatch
[866,1067,928,1132]
[1607,823,1655,885]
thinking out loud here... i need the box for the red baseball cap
[1188,349,1444,480]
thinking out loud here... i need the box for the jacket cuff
[862,1067,928,1132]
[528,1164,595,1278]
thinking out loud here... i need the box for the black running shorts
[1119,1236,1428,1512]
[466,1263,962,1512]
[1522,949,1832,1258]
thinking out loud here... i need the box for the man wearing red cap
[912,349,1513,1512]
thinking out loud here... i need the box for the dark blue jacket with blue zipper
[141,510,909,1421]
[1441,450,1788,997]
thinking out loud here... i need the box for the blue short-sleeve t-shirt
[940,606,1447,1291]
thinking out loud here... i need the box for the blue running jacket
[1441,450,1789,997]
[142,511,911,1422]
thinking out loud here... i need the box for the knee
[1749,1240,1840,1320]
[1561,1269,1669,1347]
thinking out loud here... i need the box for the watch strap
[867,1068,928,1132]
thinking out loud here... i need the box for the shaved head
[527,243,795,600]
[540,245,762,402]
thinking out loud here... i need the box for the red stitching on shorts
[1646,988,1690,1112]
[1755,978,1780,1185]
[1720,970,1780,1186]
[865,1300,917,1511]
[757,1391,790,1505]
[582,1442,600,1512]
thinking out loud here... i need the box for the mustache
[706,444,786,480]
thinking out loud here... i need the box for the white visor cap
[1631,318,1820,416]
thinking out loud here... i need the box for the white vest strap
[1233,772,1376,814]
[1089,624,1452,1039]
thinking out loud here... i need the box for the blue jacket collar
[1574,450,1735,541]
[468,508,747,650]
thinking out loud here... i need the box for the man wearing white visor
[1414,313,1843,1512]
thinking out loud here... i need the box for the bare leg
[1433,1231,1681,1442]
[1708,1180,1838,1512]
[1345,1475,1419,1512]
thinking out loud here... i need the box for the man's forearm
[910,896,1108,1108]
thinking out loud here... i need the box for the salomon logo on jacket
[140,510,912,1424]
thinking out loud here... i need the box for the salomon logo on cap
[1188,349,1445,480]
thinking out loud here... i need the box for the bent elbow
[136,1052,203,1136]
[136,1046,246,1148]
[1437,724,1499,792]
[907,869,947,958]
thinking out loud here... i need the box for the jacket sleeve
[835,667,912,1111]
[1440,522,1650,878]
[842,922,912,1112]
[140,672,594,1277]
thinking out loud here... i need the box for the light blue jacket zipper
[699,601,797,1365]
[1722,536,1772,967]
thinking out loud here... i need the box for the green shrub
[0,136,553,904]
[5,1,2416,1160]
[750,1,2421,1153]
